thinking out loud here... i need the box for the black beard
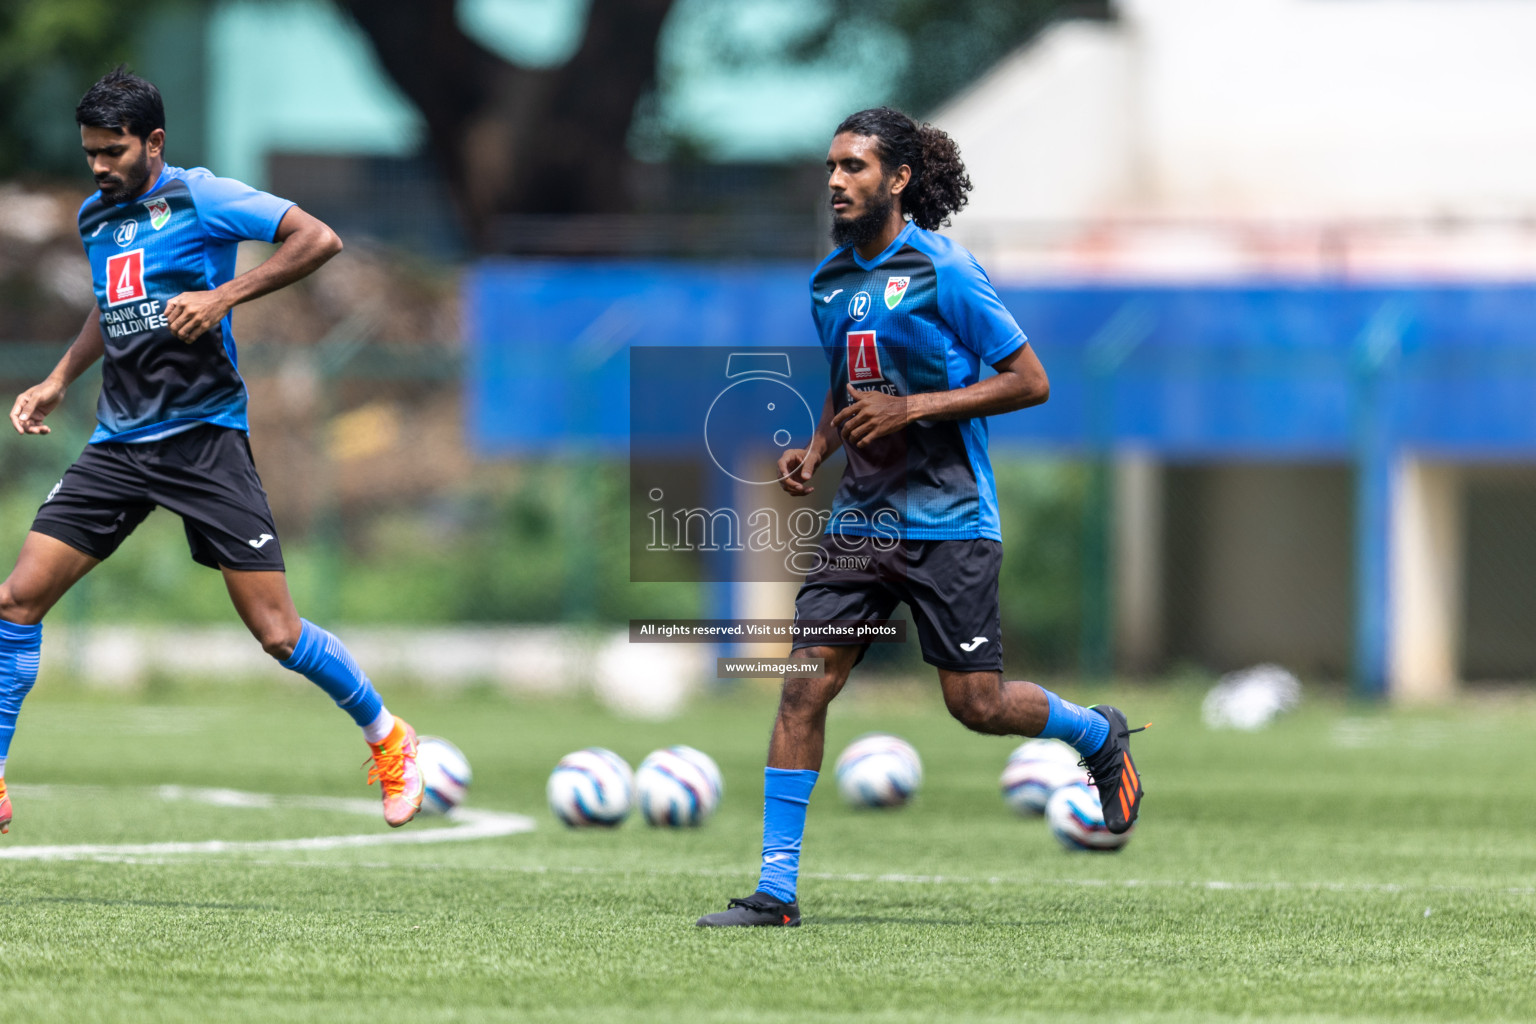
[98,150,150,204]
[830,188,895,250]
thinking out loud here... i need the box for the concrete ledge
[37,625,714,718]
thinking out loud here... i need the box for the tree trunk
[335,0,674,250]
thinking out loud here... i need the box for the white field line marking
[0,784,534,861]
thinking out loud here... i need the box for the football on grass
[547,747,634,827]
[1000,738,1089,816]
[415,736,472,815]
[1046,781,1132,852]
[635,745,724,827]
[835,733,922,808]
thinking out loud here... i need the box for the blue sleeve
[937,250,1027,366]
[75,196,93,254]
[810,253,837,363]
[185,170,295,243]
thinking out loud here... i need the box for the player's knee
[778,673,839,721]
[0,581,46,626]
[256,623,302,662]
[944,684,1002,733]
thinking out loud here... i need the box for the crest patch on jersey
[847,330,882,383]
[105,249,146,306]
[143,197,171,230]
[884,276,910,310]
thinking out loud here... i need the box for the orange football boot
[365,719,423,827]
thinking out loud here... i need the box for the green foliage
[675,0,1111,120]
[838,0,1113,117]
[3,452,1085,660]
[995,458,1089,671]
[321,461,702,624]
[1,0,137,177]
[0,460,702,630]
[0,0,210,180]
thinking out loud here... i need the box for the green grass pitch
[0,675,1533,1023]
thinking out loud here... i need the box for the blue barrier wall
[467,261,1536,691]
[468,261,811,454]
[470,264,1536,456]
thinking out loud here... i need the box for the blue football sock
[756,767,818,903]
[280,620,384,728]
[1037,689,1109,755]
[0,620,42,775]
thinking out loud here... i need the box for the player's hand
[833,383,910,448]
[777,446,822,496]
[10,379,65,436]
[164,289,232,343]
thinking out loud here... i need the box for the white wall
[1126,0,1536,218]
[940,0,1536,225]
[935,22,1136,225]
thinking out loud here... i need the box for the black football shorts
[31,423,285,572]
[791,533,1004,672]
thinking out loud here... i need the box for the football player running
[698,108,1146,927]
[0,68,423,834]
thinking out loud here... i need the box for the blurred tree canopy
[334,0,675,248]
[0,0,205,182]
[831,1,1114,118]
[668,0,1113,137]
[337,0,1108,248]
[0,0,1108,245]
[0,0,153,179]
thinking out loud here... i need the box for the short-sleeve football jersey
[810,221,1027,541]
[77,164,294,444]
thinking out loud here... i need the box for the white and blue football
[1000,738,1089,816]
[1045,781,1132,851]
[547,747,634,827]
[636,745,724,827]
[415,736,472,815]
[835,733,922,808]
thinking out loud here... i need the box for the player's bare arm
[776,390,843,496]
[833,343,1049,449]
[9,311,107,436]
[164,207,342,343]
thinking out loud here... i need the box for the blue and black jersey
[77,164,294,444]
[810,221,1027,541]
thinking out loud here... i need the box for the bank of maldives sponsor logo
[113,219,137,247]
[143,197,171,230]
[847,330,882,383]
[105,249,146,306]
[884,276,910,310]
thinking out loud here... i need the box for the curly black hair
[834,107,971,230]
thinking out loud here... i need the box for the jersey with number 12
[809,221,1027,541]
